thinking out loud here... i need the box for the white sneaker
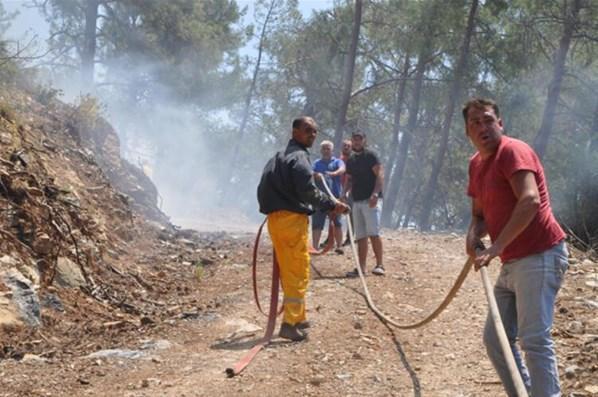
[372,266,385,276]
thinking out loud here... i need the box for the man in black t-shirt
[343,131,385,277]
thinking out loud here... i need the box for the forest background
[1,0,596,250]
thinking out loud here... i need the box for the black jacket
[257,139,335,215]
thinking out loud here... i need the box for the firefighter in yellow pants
[268,210,310,326]
[257,116,349,341]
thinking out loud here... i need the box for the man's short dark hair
[292,116,311,129]
[462,98,500,121]
[352,130,366,138]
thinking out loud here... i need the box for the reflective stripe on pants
[267,210,310,326]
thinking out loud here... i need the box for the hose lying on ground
[322,178,473,329]
[328,176,527,395]
[226,220,280,377]
[344,212,474,329]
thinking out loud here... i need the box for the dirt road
[1,230,595,397]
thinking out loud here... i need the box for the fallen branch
[128,271,153,291]
[85,184,107,191]
[562,222,590,250]
[0,157,14,167]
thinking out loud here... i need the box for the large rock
[0,254,18,267]
[1,269,41,327]
[0,295,23,331]
[1,255,40,285]
[33,233,53,255]
[55,257,87,288]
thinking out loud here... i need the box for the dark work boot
[297,321,311,330]
[279,322,308,342]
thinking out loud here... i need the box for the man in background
[312,140,346,254]
[340,139,353,246]
[344,131,385,277]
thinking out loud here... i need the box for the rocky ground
[0,227,596,397]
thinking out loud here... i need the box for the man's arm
[292,154,337,211]
[474,170,540,268]
[368,164,384,208]
[372,164,383,195]
[327,160,346,177]
[466,197,487,257]
[343,173,352,201]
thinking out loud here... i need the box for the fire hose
[343,213,527,395]
[225,223,279,377]
[226,214,336,377]
[479,265,528,396]
[326,178,528,395]
[227,178,528,396]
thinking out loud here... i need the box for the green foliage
[0,100,15,123]
[0,1,17,36]
[36,0,246,106]
[0,54,19,84]
[102,0,245,104]
[71,94,103,132]
[35,85,63,105]
[0,1,19,84]
[262,3,364,132]
[35,0,86,68]
[226,0,596,238]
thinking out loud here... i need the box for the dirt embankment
[0,85,178,345]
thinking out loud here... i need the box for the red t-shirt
[467,136,565,262]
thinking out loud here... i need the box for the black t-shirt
[346,148,381,201]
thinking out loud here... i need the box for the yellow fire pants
[267,210,310,326]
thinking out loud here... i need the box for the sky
[5,1,47,42]
[4,0,335,47]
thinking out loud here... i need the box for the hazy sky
[5,1,48,42]
[5,0,335,46]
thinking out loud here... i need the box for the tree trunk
[380,2,441,227]
[81,0,100,89]
[224,0,276,196]
[533,0,582,159]
[333,0,363,151]
[380,52,427,226]
[400,188,420,229]
[418,0,478,231]
[591,97,598,152]
[384,56,410,181]
[397,141,427,228]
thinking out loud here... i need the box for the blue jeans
[311,210,343,230]
[483,241,568,397]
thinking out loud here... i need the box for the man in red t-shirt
[464,98,568,397]
[340,139,352,188]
